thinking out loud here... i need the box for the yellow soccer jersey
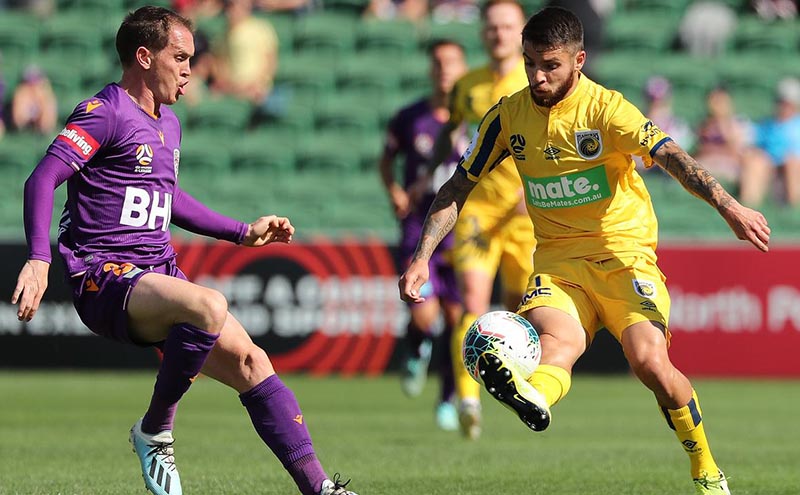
[459,75,672,265]
[450,60,528,212]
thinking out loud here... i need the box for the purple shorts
[400,216,460,305]
[69,259,186,345]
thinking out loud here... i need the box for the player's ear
[135,46,152,69]
[574,49,586,71]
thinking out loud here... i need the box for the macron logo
[57,123,99,159]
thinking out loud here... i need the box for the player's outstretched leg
[130,418,182,495]
[693,470,730,495]
[477,351,551,432]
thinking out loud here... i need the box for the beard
[530,70,576,107]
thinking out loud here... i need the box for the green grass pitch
[1,371,798,494]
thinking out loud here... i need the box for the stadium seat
[185,97,254,132]
[355,19,419,57]
[229,131,297,174]
[335,56,401,100]
[322,0,371,16]
[731,15,799,55]
[603,13,678,53]
[422,21,483,58]
[0,21,40,71]
[619,0,689,17]
[294,132,362,173]
[293,13,357,58]
[40,15,107,64]
[178,135,233,175]
[273,56,338,105]
[314,96,379,135]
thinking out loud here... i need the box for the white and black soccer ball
[462,310,541,382]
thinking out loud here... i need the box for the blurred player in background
[422,0,534,440]
[379,39,468,431]
[10,7,356,495]
[401,7,770,494]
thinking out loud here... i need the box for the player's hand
[11,259,50,322]
[399,259,430,303]
[389,185,410,219]
[407,172,431,209]
[243,216,295,247]
[721,201,770,252]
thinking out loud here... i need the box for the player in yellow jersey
[400,7,771,494]
[422,0,534,440]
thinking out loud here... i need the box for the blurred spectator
[4,0,53,16]
[742,77,800,206]
[679,1,737,57]
[212,0,279,106]
[430,0,480,24]
[693,85,768,205]
[254,0,315,14]
[750,0,797,20]
[364,0,429,23]
[643,76,694,151]
[547,0,614,79]
[10,65,57,135]
[172,0,224,19]
[182,31,214,106]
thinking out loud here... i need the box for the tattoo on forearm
[657,142,734,212]
[414,174,474,261]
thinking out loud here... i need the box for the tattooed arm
[399,171,476,302]
[653,140,771,252]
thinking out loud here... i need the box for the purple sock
[439,325,455,402]
[240,375,327,495]
[141,323,219,434]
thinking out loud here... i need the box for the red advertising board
[658,244,800,377]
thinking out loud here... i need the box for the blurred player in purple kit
[10,6,357,495]
[379,39,468,431]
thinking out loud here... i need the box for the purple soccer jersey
[386,98,462,303]
[47,84,183,274]
[42,83,246,275]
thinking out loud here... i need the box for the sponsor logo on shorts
[633,279,657,299]
[510,133,526,160]
[102,262,144,279]
[575,129,603,160]
[522,165,611,209]
[520,275,552,307]
[57,123,99,159]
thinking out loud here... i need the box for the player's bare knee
[196,288,228,333]
[239,345,273,383]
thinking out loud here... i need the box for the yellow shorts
[452,208,535,295]
[517,255,671,342]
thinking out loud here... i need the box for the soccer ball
[462,310,541,382]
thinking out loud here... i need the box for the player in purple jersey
[10,7,357,495]
[379,39,468,431]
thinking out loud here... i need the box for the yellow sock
[527,364,571,406]
[453,312,481,402]
[661,390,719,479]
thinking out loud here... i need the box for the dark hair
[427,38,466,56]
[115,6,193,67]
[480,0,526,20]
[521,6,583,52]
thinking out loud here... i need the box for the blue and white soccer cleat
[319,473,358,495]
[401,339,433,398]
[478,351,551,432]
[129,418,182,495]
[435,401,459,431]
[693,470,730,494]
